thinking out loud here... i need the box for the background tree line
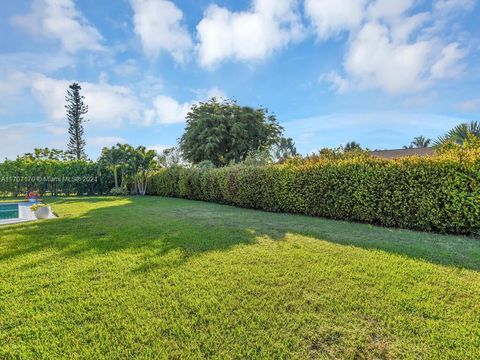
[1,80,479,196]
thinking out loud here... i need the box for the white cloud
[45,125,67,136]
[0,52,73,74]
[150,95,191,124]
[130,0,193,62]
[0,72,31,98]
[366,0,415,20]
[192,86,227,100]
[1,70,224,128]
[457,99,480,112]
[321,71,350,93]
[30,74,143,127]
[145,87,226,125]
[305,0,366,39]
[312,0,470,94]
[147,144,171,153]
[430,43,467,79]
[12,0,104,53]
[389,12,431,42]
[196,0,304,68]
[89,136,127,147]
[434,0,475,13]
[0,122,66,160]
[113,59,138,77]
[344,22,432,93]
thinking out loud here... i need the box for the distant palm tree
[273,137,297,162]
[404,136,431,149]
[434,121,480,146]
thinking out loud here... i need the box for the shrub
[147,149,480,235]
[0,158,112,196]
[30,204,48,211]
[109,187,128,196]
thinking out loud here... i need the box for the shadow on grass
[0,196,479,272]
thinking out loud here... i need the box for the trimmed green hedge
[148,150,480,235]
[0,158,113,196]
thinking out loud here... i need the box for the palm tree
[404,136,431,149]
[99,146,123,189]
[132,146,157,195]
[115,143,132,188]
[273,137,297,162]
[434,121,480,146]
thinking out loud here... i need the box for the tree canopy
[344,141,362,152]
[180,98,284,167]
[157,147,184,168]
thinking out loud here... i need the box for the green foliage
[131,146,158,195]
[303,146,370,162]
[157,147,185,168]
[97,143,158,195]
[109,187,128,196]
[435,120,480,146]
[29,203,48,211]
[98,145,124,188]
[242,148,273,166]
[0,157,111,196]
[343,141,362,152]
[180,98,284,167]
[65,83,89,160]
[21,148,73,161]
[196,160,216,169]
[404,135,431,149]
[149,149,480,235]
[273,137,297,162]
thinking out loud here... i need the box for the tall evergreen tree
[65,83,88,160]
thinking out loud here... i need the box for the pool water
[0,204,19,220]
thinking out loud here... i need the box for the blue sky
[1,0,479,159]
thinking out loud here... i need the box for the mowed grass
[1,197,480,359]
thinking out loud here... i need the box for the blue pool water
[0,204,19,220]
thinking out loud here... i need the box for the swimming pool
[0,203,19,220]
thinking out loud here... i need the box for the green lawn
[1,196,479,359]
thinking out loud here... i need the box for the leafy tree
[21,148,71,161]
[243,149,273,166]
[434,121,480,146]
[157,147,184,168]
[273,137,297,162]
[195,160,216,169]
[65,83,88,160]
[404,136,431,149]
[344,141,362,152]
[180,98,283,167]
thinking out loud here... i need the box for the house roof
[370,147,436,159]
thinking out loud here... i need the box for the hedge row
[0,159,113,196]
[148,150,480,235]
